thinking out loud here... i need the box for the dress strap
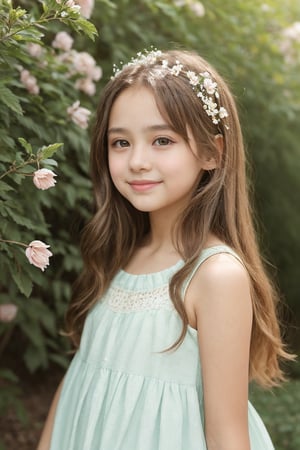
[182,245,244,300]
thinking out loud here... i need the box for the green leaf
[49,353,69,369]
[0,85,23,115]
[8,260,33,298]
[18,137,32,154]
[0,368,19,383]
[68,17,98,40]
[23,344,47,372]
[42,158,58,167]
[3,205,36,230]
[0,180,15,192]
[39,143,63,159]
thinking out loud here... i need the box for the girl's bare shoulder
[186,251,252,315]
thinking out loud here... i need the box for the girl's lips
[129,180,162,192]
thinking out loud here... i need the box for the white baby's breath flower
[219,107,228,119]
[200,71,210,78]
[111,49,229,128]
[186,71,199,86]
[203,77,217,95]
[203,97,218,116]
[170,63,183,76]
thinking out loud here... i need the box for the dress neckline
[118,245,234,281]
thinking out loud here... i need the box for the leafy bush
[0,0,98,430]
[250,379,300,450]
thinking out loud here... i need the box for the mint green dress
[50,245,274,449]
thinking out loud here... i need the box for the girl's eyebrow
[107,124,174,135]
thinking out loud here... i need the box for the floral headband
[112,49,229,127]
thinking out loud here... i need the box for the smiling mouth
[128,181,162,192]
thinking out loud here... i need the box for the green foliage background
[0,0,299,448]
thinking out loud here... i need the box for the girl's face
[108,85,213,219]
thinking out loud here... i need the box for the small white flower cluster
[113,50,228,127]
[186,69,228,125]
[56,0,81,17]
[112,49,164,76]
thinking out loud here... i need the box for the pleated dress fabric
[50,245,274,450]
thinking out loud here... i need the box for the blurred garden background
[0,0,299,448]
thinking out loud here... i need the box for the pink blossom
[75,77,96,96]
[33,168,57,190]
[52,31,74,51]
[76,0,94,18]
[0,304,18,323]
[27,43,43,58]
[69,51,102,82]
[20,69,39,95]
[67,100,91,129]
[73,51,97,76]
[25,240,53,271]
[90,65,103,81]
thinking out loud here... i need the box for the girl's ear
[202,134,224,170]
[214,133,224,155]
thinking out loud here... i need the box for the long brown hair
[65,50,293,386]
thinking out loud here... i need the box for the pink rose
[76,0,94,18]
[25,240,53,271]
[0,304,18,323]
[33,168,57,190]
[67,100,91,129]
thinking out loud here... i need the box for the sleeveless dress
[50,245,274,449]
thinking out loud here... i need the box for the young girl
[38,49,293,450]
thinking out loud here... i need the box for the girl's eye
[154,137,174,146]
[112,139,129,148]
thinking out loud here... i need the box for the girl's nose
[128,146,151,172]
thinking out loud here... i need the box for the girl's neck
[147,210,223,253]
[147,209,180,249]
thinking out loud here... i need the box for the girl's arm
[36,377,64,450]
[187,253,253,450]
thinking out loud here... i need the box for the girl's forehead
[108,85,166,128]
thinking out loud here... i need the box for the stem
[0,14,60,43]
[0,158,37,180]
[0,238,28,248]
